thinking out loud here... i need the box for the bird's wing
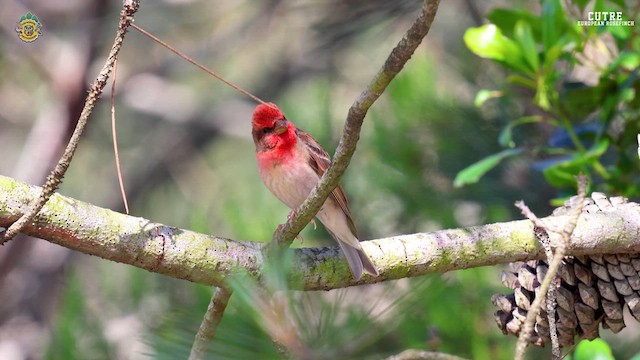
[296,128,358,238]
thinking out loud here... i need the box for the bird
[251,102,379,280]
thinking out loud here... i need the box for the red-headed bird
[252,103,379,280]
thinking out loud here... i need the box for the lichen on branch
[2,175,640,291]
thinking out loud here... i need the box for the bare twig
[513,174,589,360]
[514,209,561,357]
[538,227,561,358]
[188,286,233,360]
[1,0,140,244]
[255,291,309,359]
[111,59,130,214]
[130,23,268,106]
[271,0,441,247]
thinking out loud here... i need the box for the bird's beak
[274,119,288,135]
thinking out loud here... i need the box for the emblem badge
[16,12,43,43]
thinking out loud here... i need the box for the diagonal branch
[272,0,441,246]
[188,286,233,360]
[2,175,640,291]
[1,0,140,244]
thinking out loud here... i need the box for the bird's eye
[262,128,270,134]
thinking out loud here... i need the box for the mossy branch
[2,175,640,290]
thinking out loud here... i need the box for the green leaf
[593,0,604,12]
[541,0,581,52]
[608,22,631,40]
[610,51,640,71]
[559,82,608,121]
[543,139,610,187]
[574,339,615,360]
[542,43,566,74]
[464,24,530,74]
[541,0,577,51]
[474,89,502,107]
[454,149,523,187]
[486,9,541,40]
[499,116,543,148]
[26,12,33,20]
[542,0,560,51]
[534,76,552,110]
[574,0,590,11]
[514,20,539,72]
[506,75,537,88]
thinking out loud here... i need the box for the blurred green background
[0,0,638,359]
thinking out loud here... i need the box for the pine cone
[493,193,640,347]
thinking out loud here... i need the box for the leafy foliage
[572,339,615,360]
[458,0,640,203]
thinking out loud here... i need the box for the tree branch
[2,175,640,290]
[386,349,469,360]
[188,286,233,360]
[272,0,441,246]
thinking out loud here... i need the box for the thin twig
[1,0,140,244]
[111,59,130,214]
[514,217,560,357]
[271,0,441,248]
[130,23,268,106]
[527,225,561,358]
[539,228,561,359]
[188,286,233,360]
[513,174,588,360]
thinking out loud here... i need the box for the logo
[576,11,635,27]
[15,12,43,43]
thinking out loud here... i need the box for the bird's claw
[287,209,297,223]
[287,210,317,231]
[284,209,317,243]
[277,220,304,243]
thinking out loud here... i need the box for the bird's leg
[286,209,304,242]
[286,209,317,230]
[284,210,318,243]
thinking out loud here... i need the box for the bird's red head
[251,102,295,151]
[252,102,284,131]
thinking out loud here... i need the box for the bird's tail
[338,241,379,281]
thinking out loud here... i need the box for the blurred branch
[272,0,441,247]
[386,349,469,360]
[1,0,140,244]
[2,175,640,290]
[188,286,233,360]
